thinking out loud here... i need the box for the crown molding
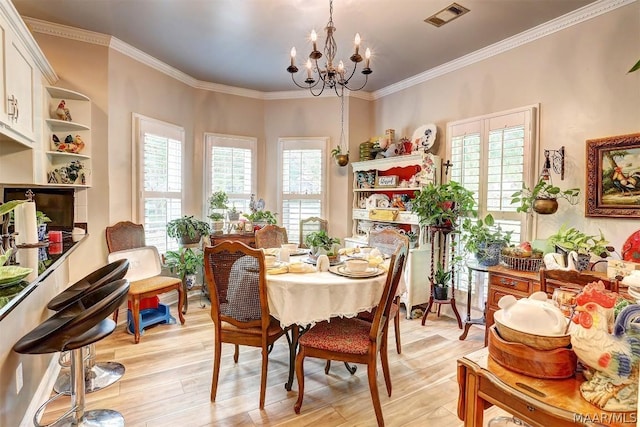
[22,0,632,101]
[372,0,634,99]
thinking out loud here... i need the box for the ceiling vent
[424,2,470,27]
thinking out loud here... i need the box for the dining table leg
[285,325,300,391]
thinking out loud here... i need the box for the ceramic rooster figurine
[55,100,72,121]
[570,281,640,411]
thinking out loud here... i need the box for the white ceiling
[12,0,598,93]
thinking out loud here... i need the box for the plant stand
[421,225,462,328]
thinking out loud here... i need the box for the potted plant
[406,231,419,249]
[209,191,229,232]
[331,146,349,167]
[547,225,611,271]
[511,179,580,214]
[461,214,513,266]
[432,262,452,300]
[411,181,477,229]
[167,215,210,245]
[227,206,241,221]
[304,230,341,261]
[245,210,278,228]
[165,247,203,290]
[36,211,51,242]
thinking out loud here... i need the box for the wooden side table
[457,348,636,426]
[459,260,489,341]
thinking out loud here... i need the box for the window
[204,133,257,215]
[278,137,328,245]
[446,105,538,296]
[133,114,184,253]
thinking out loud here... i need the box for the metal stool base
[54,362,125,395]
[55,409,124,427]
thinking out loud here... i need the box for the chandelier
[286,0,372,97]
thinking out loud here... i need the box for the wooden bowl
[488,326,577,379]
[494,311,571,351]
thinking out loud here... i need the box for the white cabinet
[349,154,441,317]
[44,87,91,187]
[0,13,37,145]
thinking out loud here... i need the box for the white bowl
[281,243,299,252]
[264,255,277,268]
[345,258,369,273]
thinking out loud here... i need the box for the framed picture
[586,132,640,217]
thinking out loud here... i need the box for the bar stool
[47,259,129,395]
[13,279,130,427]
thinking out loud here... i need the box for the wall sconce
[540,146,565,181]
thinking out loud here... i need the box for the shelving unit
[43,87,91,187]
[347,153,441,318]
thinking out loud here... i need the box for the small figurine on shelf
[52,134,85,154]
[55,100,72,121]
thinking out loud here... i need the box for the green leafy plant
[0,200,27,217]
[433,262,452,288]
[461,214,512,257]
[547,225,611,258]
[411,181,477,228]
[629,59,640,73]
[245,210,278,225]
[167,215,210,240]
[165,247,203,276]
[36,211,51,226]
[304,230,340,256]
[209,191,229,210]
[208,212,225,221]
[511,179,580,213]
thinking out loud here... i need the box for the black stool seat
[13,279,130,427]
[47,259,129,311]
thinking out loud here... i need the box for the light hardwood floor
[42,294,510,426]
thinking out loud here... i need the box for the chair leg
[233,344,239,363]
[394,297,402,354]
[259,346,268,409]
[132,296,141,344]
[211,339,222,402]
[380,334,392,397]
[324,360,332,374]
[176,286,186,324]
[294,349,305,414]
[367,359,385,427]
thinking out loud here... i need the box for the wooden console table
[457,348,636,426]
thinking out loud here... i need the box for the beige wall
[374,2,640,251]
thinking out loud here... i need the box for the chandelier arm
[290,73,322,90]
[343,74,369,92]
[341,63,359,85]
[333,84,344,98]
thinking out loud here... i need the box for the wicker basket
[500,254,543,272]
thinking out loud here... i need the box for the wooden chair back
[105,221,145,253]
[539,267,619,295]
[299,217,328,248]
[368,229,409,257]
[254,224,288,249]
[203,241,269,329]
[370,244,408,343]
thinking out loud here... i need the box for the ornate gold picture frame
[586,132,640,217]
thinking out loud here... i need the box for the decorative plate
[411,124,437,153]
[622,230,640,262]
[329,265,385,279]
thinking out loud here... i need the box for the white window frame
[203,133,257,217]
[132,113,185,252]
[446,104,538,241]
[277,137,329,236]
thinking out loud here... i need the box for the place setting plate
[329,265,385,279]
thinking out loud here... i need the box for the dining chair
[294,244,407,426]
[254,224,288,249]
[299,217,328,248]
[367,229,409,354]
[539,267,619,295]
[203,241,297,409]
[105,220,145,253]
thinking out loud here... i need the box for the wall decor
[586,132,640,217]
[375,175,398,187]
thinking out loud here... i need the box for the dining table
[265,254,405,390]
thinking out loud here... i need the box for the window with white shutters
[278,138,328,245]
[204,134,257,215]
[134,114,184,253]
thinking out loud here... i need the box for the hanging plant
[331,146,349,167]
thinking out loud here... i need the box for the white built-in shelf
[45,151,90,159]
[45,118,90,132]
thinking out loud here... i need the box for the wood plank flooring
[41,294,511,426]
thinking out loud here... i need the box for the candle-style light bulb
[290,47,296,66]
[311,29,318,51]
[365,48,371,68]
[306,59,313,78]
[338,60,345,77]
[354,33,361,55]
